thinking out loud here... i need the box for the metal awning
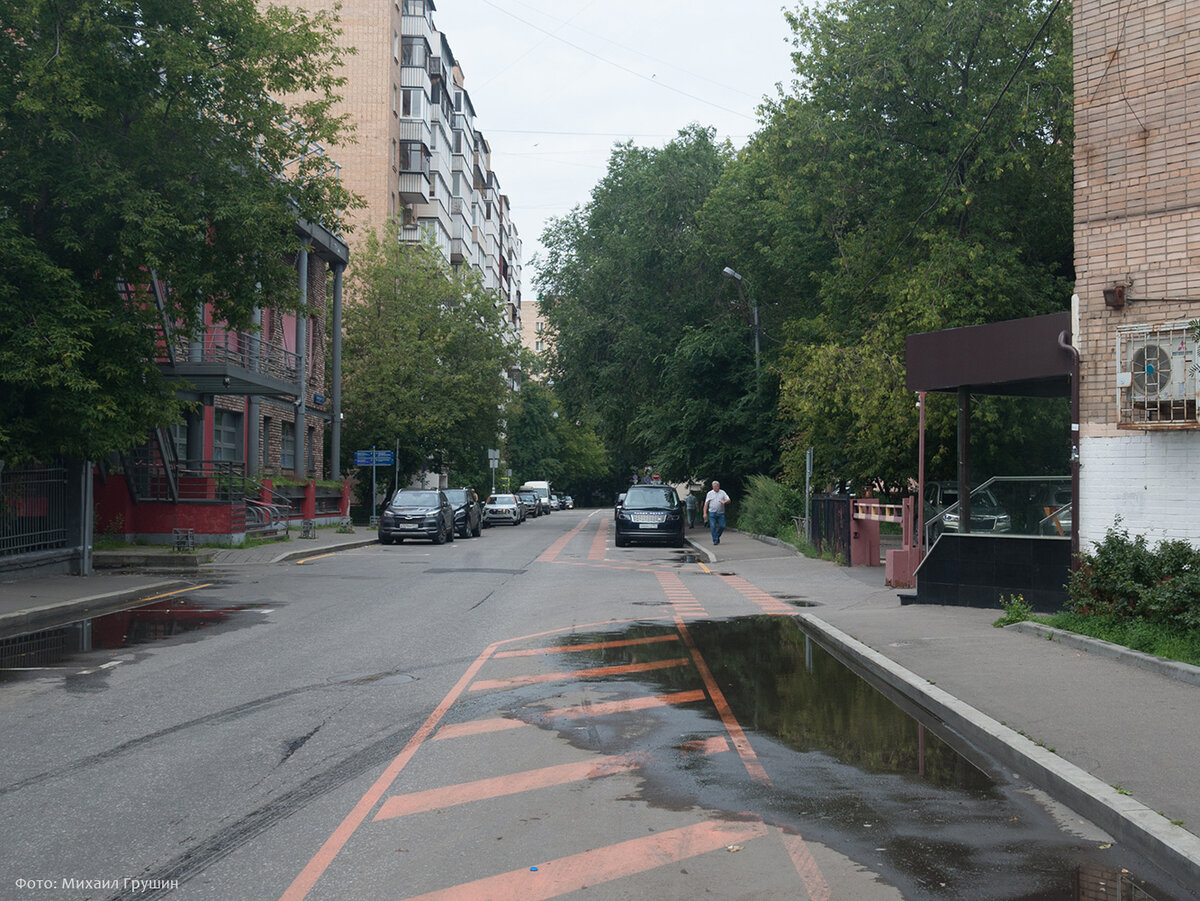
[905,312,1073,397]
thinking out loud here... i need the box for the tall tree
[0,0,357,463]
[767,0,1074,491]
[340,230,516,489]
[537,125,769,489]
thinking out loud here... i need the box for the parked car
[443,487,483,538]
[378,488,455,544]
[483,493,523,526]
[516,490,541,518]
[1036,484,1073,536]
[923,481,1012,538]
[614,484,686,548]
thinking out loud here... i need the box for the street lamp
[722,267,759,378]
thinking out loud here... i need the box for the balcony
[157,327,301,398]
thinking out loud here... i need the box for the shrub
[1069,522,1200,629]
[738,474,804,540]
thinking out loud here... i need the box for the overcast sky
[427,1,802,298]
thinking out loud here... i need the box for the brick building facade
[1074,0,1200,547]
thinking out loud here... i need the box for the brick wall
[1074,0,1200,546]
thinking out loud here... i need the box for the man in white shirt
[702,480,731,545]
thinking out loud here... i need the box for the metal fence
[810,495,852,563]
[0,465,70,557]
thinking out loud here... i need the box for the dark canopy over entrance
[904,312,1078,610]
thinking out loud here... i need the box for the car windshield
[623,487,678,509]
[443,490,469,504]
[488,495,515,504]
[392,490,439,507]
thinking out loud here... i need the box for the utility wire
[476,0,756,121]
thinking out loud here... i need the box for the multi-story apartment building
[292,0,523,354]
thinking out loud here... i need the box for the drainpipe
[331,262,345,480]
[294,246,308,479]
[1058,327,1081,565]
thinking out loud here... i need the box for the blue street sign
[354,450,395,467]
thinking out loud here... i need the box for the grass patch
[1037,612,1200,668]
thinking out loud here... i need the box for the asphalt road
[1,511,1194,901]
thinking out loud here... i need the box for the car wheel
[615,534,628,548]
[395,537,405,544]
[447,522,455,542]
[472,521,482,537]
[379,535,394,546]
[432,523,447,545]
[674,533,685,548]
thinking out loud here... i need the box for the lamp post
[722,267,759,378]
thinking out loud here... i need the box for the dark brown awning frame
[905,311,1078,558]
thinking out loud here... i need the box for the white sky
[427,0,801,298]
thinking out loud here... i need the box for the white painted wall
[1080,432,1200,549]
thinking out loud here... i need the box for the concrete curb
[267,538,381,564]
[1007,621,1200,689]
[800,613,1200,893]
[0,580,193,641]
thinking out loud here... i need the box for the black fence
[810,495,851,563]
[0,465,70,557]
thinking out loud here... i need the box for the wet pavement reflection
[522,616,1196,901]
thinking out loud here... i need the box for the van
[518,481,552,515]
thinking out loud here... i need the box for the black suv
[378,489,455,544]
[443,487,483,538]
[614,484,685,548]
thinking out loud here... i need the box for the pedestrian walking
[702,480,730,545]
[684,491,698,529]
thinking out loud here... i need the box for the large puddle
[523,616,1197,901]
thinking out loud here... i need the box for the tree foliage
[536,125,777,494]
[340,230,516,490]
[764,0,1074,491]
[0,0,358,463]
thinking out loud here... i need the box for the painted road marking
[493,633,679,658]
[373,752,648,821]
[675,618,771,786]
[547,688,707,719]
[401,820,771,901]
[718,572,796,615]
[469,657,691,692]
[588,515,609,560]
[655,570,708,618]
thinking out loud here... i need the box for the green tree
[340,230,516,493]
[505,379,609,496]
[537,125,778,491]
[766,0,1074,491]
[0,0,357,463]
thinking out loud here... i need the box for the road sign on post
[354,450,395,467]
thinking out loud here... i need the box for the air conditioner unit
[1117,323,1199,425]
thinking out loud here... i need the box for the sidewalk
[0,528,377,640]
[4,522,1200,891]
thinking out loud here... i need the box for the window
[392,84,398,116]
[401,37,426,68]
[402,88,424,119]
[393,31,399,63]
[281,421,295,470]
[535,321,543,333]
[397,141,428,173]
[535,339,543,352]
[213,410,243,462]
